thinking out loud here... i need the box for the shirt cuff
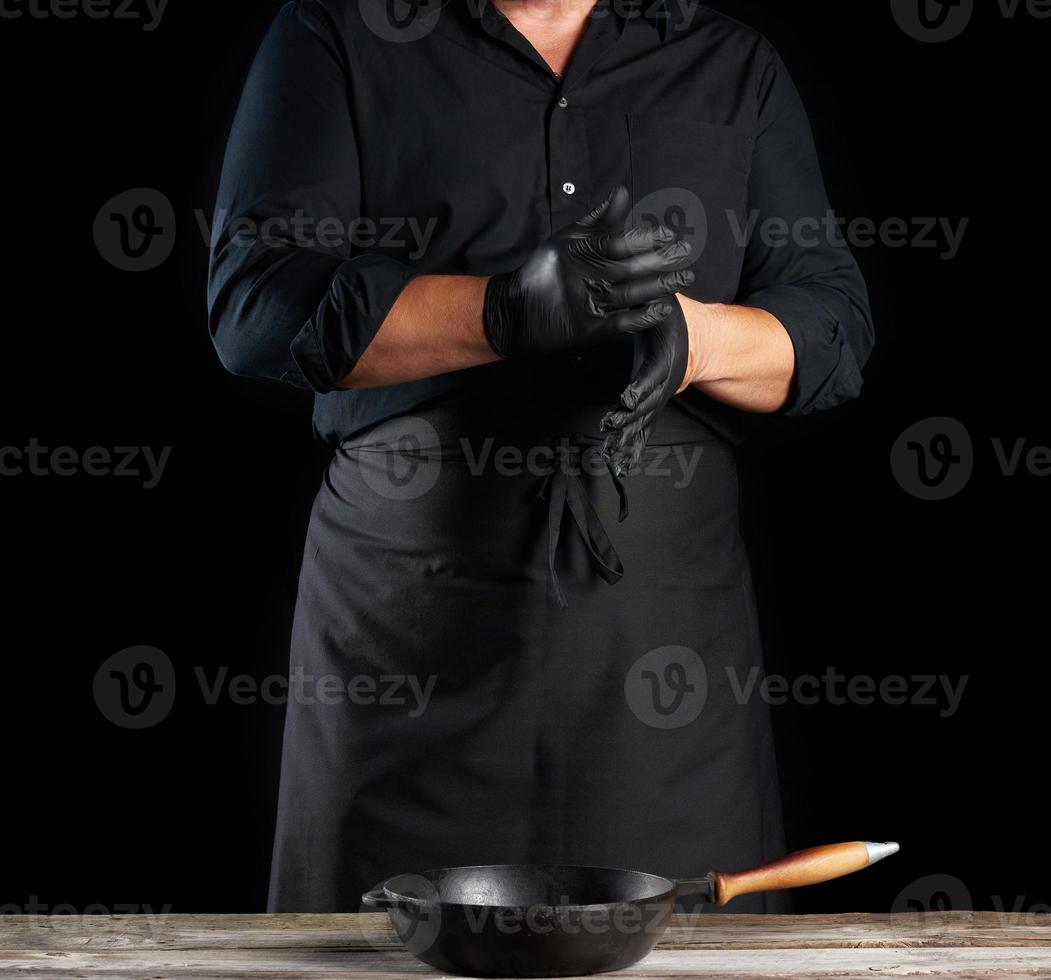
[290,254,418,393]
[742,283,863,416]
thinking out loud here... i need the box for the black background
[2,0,1047,917]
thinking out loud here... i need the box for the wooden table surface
[4,911,1051,978]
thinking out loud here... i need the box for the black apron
[268,377,787,914]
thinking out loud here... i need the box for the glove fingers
[641,328,689,395]
[591,269,694,311]
[600,298,689,471]
[575,185,631,233]
[591,220,677,260]
[610,238,693,279]
[601,380,666,431]
[603,417,653,476]
[609,301,672,336]
[601,355,669,427]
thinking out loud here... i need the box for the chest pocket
[627,114,752,301]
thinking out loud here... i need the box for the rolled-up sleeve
[207,0,416,393]
[737,42,875,415]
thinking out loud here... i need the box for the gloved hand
[600,297,690,477]
[483,185,694,359]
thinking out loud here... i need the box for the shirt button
[562,182,576,195]
[557,97,569,108]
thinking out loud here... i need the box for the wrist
[481,273,510,358]
[677,295,720,391]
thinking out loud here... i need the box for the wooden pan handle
[711,841,899,907]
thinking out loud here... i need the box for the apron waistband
[339,403,722,608]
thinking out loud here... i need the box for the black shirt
[208,0,874,445]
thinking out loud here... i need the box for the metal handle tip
[864,841,900,865]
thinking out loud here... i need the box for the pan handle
[693,840,899,907]
[361,888,398,910]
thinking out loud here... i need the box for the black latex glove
[483,186,694,359]
[600,298,690,477]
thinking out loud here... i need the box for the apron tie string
[536,434,628,609]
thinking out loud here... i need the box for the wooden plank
[1,944,1050,977]
[0,913,394,952]
[2,912,1050,978]
[661,912,1051,949]
[3,912,1050,952]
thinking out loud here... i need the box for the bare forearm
[678,295,796,413]
[342,280,796,405]
[339,275,497,388]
